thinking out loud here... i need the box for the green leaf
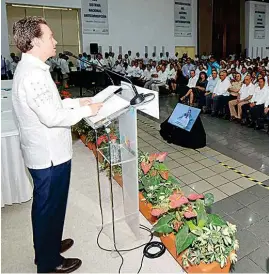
[207,214,227,226]
[153,214,174,234]
[196,199,208,228]
[204,193,214,207]
[186,220,198,231]
[176,224,197,254]
[157,163,169,171]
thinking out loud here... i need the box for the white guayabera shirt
[12,53,92,169]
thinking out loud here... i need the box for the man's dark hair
[13,16,47,53]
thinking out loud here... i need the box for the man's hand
[250,103,256,108]
[264,107,269,114]
[79,97,93,106]
[89,103,103,116]
[205,92,210,96]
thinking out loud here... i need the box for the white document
[86,94,130,125]
[91,85,122,103]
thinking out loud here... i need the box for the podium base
[160,114,206,149]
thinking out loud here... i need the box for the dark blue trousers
[28,160,71,273]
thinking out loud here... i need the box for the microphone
[63,51,155,106]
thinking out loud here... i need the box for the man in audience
[241,67,248,81]
[143,53,149,65]
[228,75,255,121]
[206,70,230,116]
[203,70,218,112]
[187,70,198,88]
[182,57,195,79]
[12,16,103,273]
[151,65,168,92]
[207,56,220,77]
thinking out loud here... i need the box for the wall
[198,0,213,55]
[1,0,10,57]
[2,0,198,57]
[245,0,269,58]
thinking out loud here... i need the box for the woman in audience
[180,71,208,106]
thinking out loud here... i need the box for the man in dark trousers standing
[12,16,102,273]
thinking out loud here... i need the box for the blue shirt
[80,56,88,70]
[206,77,218,92]
[207,61,220,76]
[182,63,195,77]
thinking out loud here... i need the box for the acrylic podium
[84,83,159,250]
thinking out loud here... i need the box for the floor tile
[206,205,227,217]
[194,168,217,179]
[170,166,191,177]
[181,149,199,156]
[218,182,243,196]
[202,149,220,157]
[247,185,269,198]
[176,157,196,165]
[165,160,181,170]
[179,173,202,185]
[141,134,156,141]
[236,229,262,259]
[220,170,242,181]
[232,177,257,189]
[213,197,244,214]
[248,243,269,272]
[247,199,269,218]
[214,154,232,162]
[208,164,228,174]
[206,188,228,203]
[205,175,229,187]
[189,180,214,193]
[229,207,262,230]
[249,171,269,182]
[236,165,257,175]
[249,218,269,243]
[184,162,205,172]
[223,159,244,168]
[168,152,186,160]
[159,146,177,153]
[188,153,207,161]
[199,158,217,168]
[142,146,159,154]
[230,190,260,206]
[196,146,211,152]
[181,185,197,196]
[149,139,165,146]
[231,257,264,273]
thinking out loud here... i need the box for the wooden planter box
[138,191,232,273]
[78,134,233,273]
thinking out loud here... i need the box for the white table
[1,80,33,207]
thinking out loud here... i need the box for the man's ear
[31,37,40,48]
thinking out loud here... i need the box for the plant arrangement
[73,120,239,271]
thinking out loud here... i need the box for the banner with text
[82,0,109,35]
[254,4,266,39]
[174,0,192,37]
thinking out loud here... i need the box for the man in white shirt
[187,70,198,88]
[206,70,230,116]
[228,75,254,120]
[12,16,102,273]
[246,77,268,128]
[151,65,168,92]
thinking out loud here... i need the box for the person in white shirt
[206,70,230,116]
[151,65,168,92]
[143,53,149,65]
[59,55,70,87]
[241,67,248,81]
[12,16,102,273]
[186,70,198,88]
[244,77,268,128]
[228,75,255,120]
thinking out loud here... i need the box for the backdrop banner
[254,4,266,39]
[82,0,109,35]
[174,0,192,37]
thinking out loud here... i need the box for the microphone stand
[64,51,154,106]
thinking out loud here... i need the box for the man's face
[212,71,217,79]
[190,71,195,78]
[244,75,251,85]
[187,58,191,64]
[219,72,226,80]
[242,68,247,74]
[37,24,57,58]
[258,79,265,88]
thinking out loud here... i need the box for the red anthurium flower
[184,210,197,218]
[151,208,168,217]
[159,170,169,180]
[156,152,168,162]
[187,193,204,201]
[169,195,189,209]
